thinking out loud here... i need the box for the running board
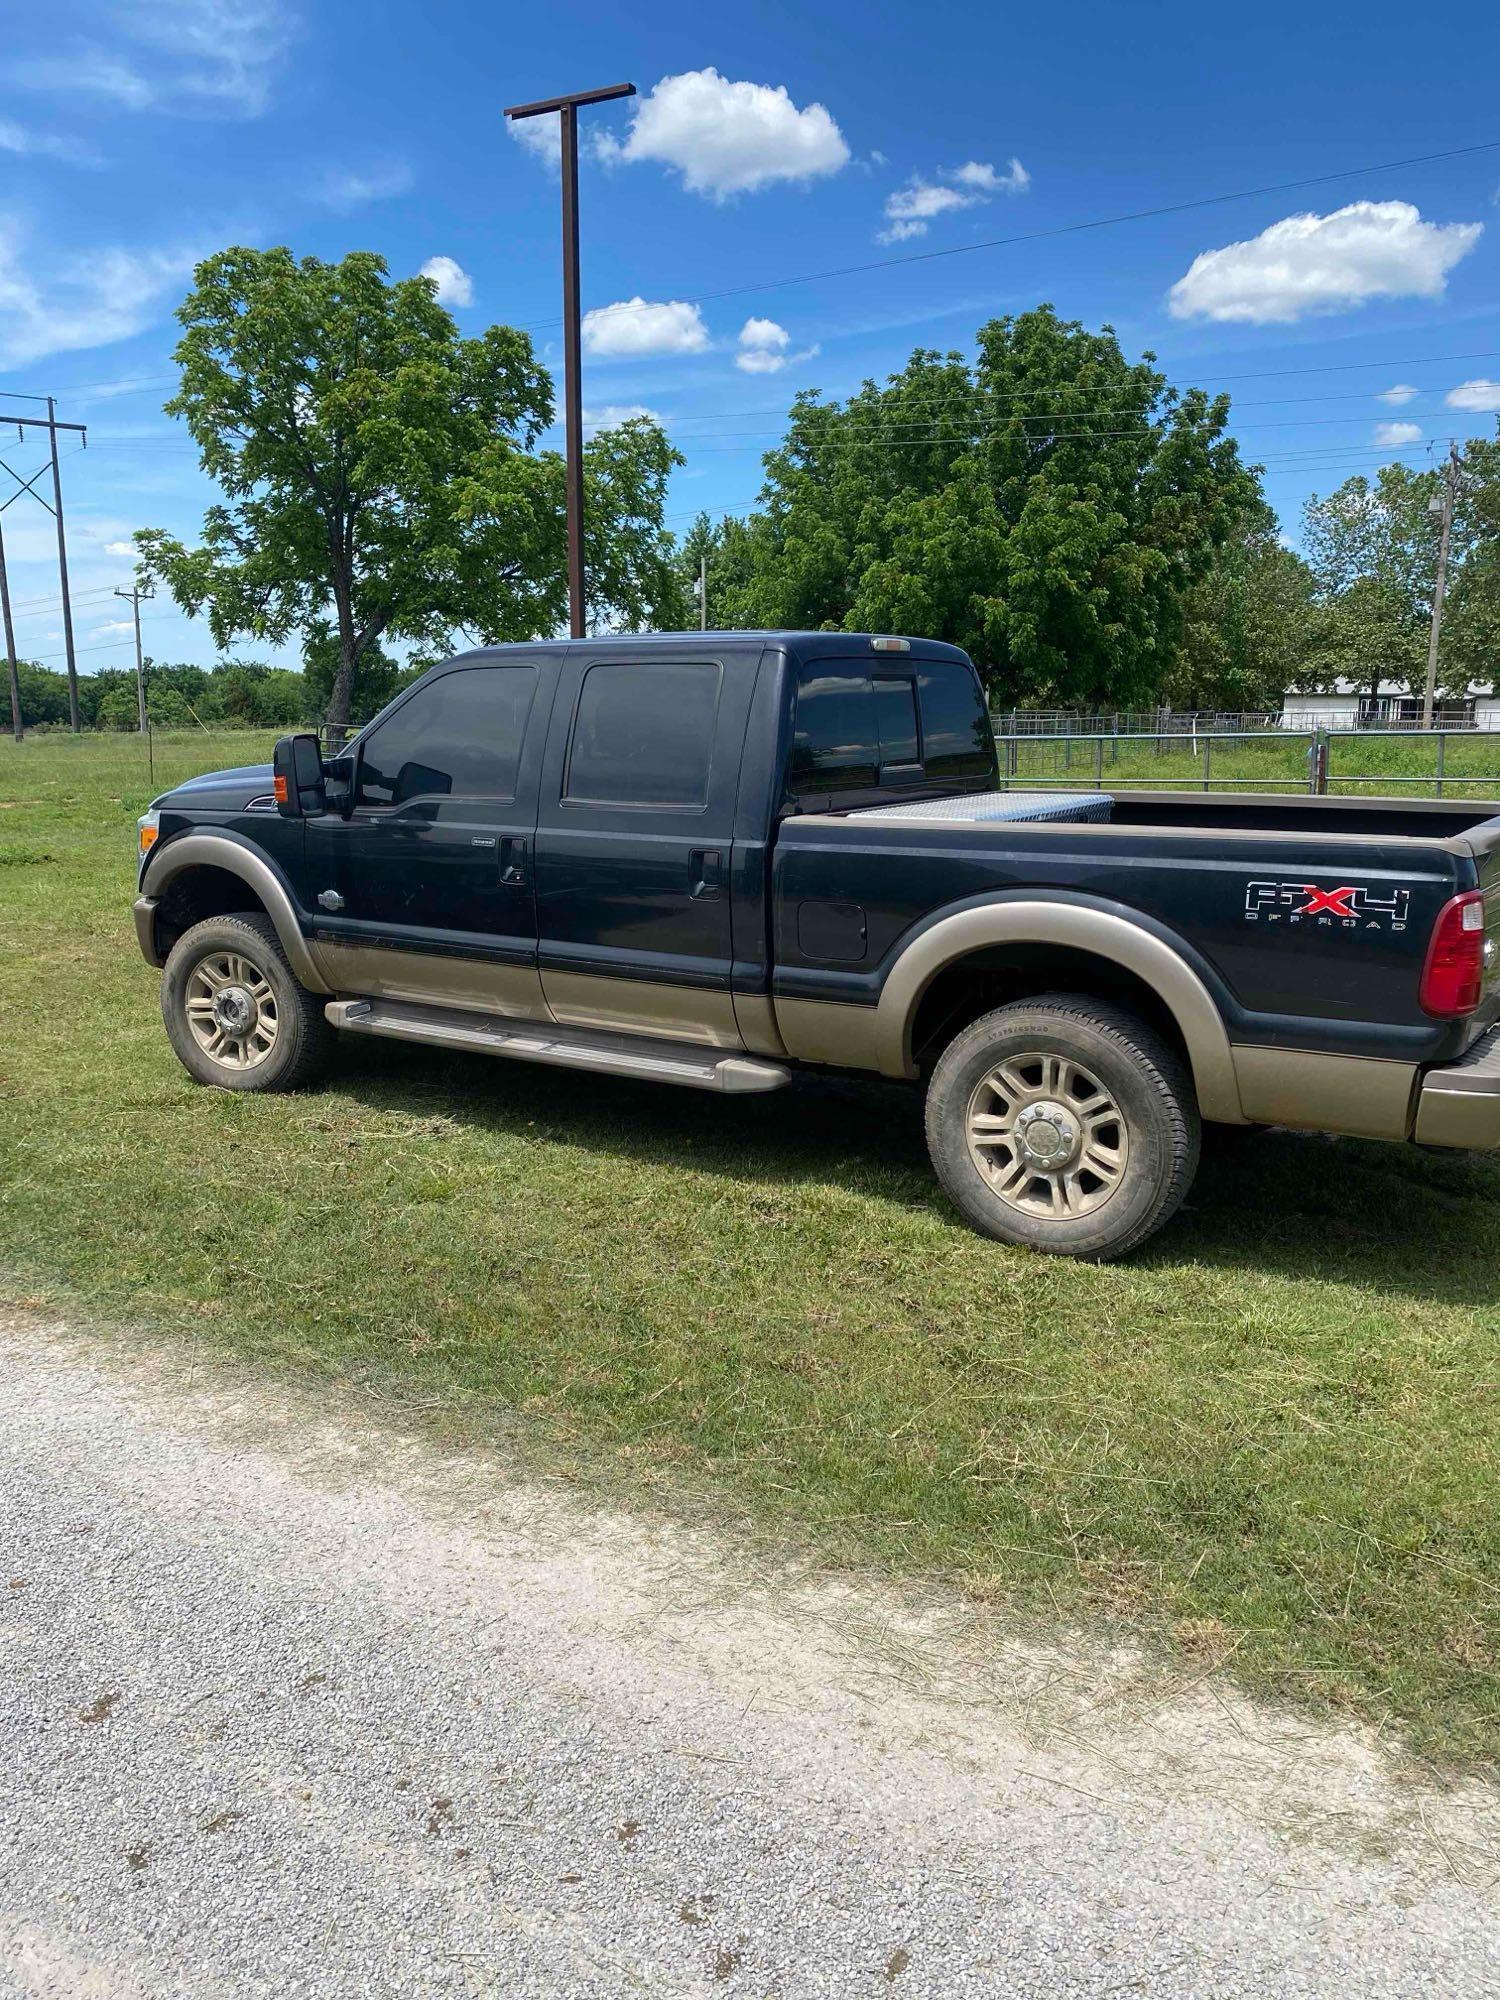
[325,998,792,1095]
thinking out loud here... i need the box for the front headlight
[138,809,159,860]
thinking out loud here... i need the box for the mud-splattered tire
[161,912,333,1093]
[924,993,1200,1261]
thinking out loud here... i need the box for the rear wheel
[161,913,332,1092]
[924,994,1200,1261]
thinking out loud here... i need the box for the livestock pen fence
[987,725,1500,800]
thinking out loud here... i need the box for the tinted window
[790,668,878,795]
[355,667,539,808]
[564,659,722,808]
[873,677,920,768]
[917,663,996,781]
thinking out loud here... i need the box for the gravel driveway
[3,1313,1497,1998]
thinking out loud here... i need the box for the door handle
[499,835,529,886]
[689,849,724,900]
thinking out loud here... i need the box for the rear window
[789,656,995,799]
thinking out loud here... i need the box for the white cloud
[1374,421,1423,446]
[950,158,1030,195]
[594,68,849,199]
[0,218,198,370]
[317,161,413,210]
[1376,383,1418,404]
[1168,201,1482,325]
[734,316,820,375]
[1447,378,1500,413]
[509,112,560,174]
[877,158,1029,243]
[90,620,136,638]
[0,117,100,166]
[418,255,473,307]
[17,1,296,119]
[581,297,709,359]
[104,540,137,557]
[581,404,660,433]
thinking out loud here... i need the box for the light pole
[504,81,635,641]
[1420,443,1461,731]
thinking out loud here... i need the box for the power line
[521,138,1500,331]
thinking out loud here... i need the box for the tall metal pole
[116,584,152,732]
[699,550,707,631]
[0,513,21,743]
[47,396,81,732]
[1421,443,1460,731]
[504,83,635,642]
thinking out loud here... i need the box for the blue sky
[3,0,1499,675]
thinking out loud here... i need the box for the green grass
[2,728,1499,1766]
[1007,728,1500,800]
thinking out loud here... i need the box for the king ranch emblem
[1243,881,1411,931]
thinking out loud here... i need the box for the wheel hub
[184,950,280,1071]
[212,985,256,1035]
[1012,1098,1081,1169]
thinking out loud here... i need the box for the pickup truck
[133,631,1500,1260]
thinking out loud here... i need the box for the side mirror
[272,732,327,818]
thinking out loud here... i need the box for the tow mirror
[272,732,327,818]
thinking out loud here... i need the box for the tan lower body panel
[731,990,789,1060]
[773,996,883,1072]
[541,970,743,1049]
[311,940,552,1022]
[1231,1045,1417,1141]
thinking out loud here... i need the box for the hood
[155,763,276,813]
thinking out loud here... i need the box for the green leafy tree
[708,306,1259,706]
[1165,512,1318,711]
[138,247,687,735]
[13,662,72,728]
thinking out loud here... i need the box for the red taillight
[1420,891,1487,1018]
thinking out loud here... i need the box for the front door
[533,650,749,1047]
[304,657,558,1019]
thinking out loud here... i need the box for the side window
[355,666,538,808]
[564,659,722,809]
[789,668,878,795]
[917,663,996,782]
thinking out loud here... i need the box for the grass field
[3,727,1499,1767]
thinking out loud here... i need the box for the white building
[1279,680,1500,730]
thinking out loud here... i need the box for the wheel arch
[138,832,330,995]
[874,897,1244,1123]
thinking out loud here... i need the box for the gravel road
[3,1312,1498,1999]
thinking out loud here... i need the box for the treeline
[10,658,318,732]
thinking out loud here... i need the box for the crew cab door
[533,649,751,1047]
[303,657,558,1018]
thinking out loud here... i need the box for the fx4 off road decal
[1244,881,1411,931]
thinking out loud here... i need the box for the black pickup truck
[133,631,1500,1259]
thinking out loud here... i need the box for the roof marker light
[871,637,911,653]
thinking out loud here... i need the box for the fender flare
[872,897,1244,1122]
[140,831,331,996]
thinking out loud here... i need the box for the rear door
[303,657,558,1018]
[533,649,752,1047]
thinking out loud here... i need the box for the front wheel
[924,994,1200,1261]
[161,912,333,1092]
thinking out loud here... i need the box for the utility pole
[116,583,153,732]
[0,512,20,743]
[1421,442,1461,731]
[0,402,87,730]
[504,81,636,640]
[699,550,707,631]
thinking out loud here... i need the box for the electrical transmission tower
[0,396,88,732]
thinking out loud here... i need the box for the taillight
[1419,892,1488,1018]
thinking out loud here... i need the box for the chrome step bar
[325,998,792,1095]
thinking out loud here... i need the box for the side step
[325,998,792,1095]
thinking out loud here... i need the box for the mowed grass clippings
[2,728,1498,1766]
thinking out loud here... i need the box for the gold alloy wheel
[965,1051,1128,1220]
[184,950,280,1071]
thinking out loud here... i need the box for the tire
[160,912,333,1093]
[924,993,1200,1261]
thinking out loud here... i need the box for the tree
[138,247,687,735]
[1166,513,1317,712]
[13,662,72,728]
[705,306,1259,707]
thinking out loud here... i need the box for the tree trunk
[325,579,358,752]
